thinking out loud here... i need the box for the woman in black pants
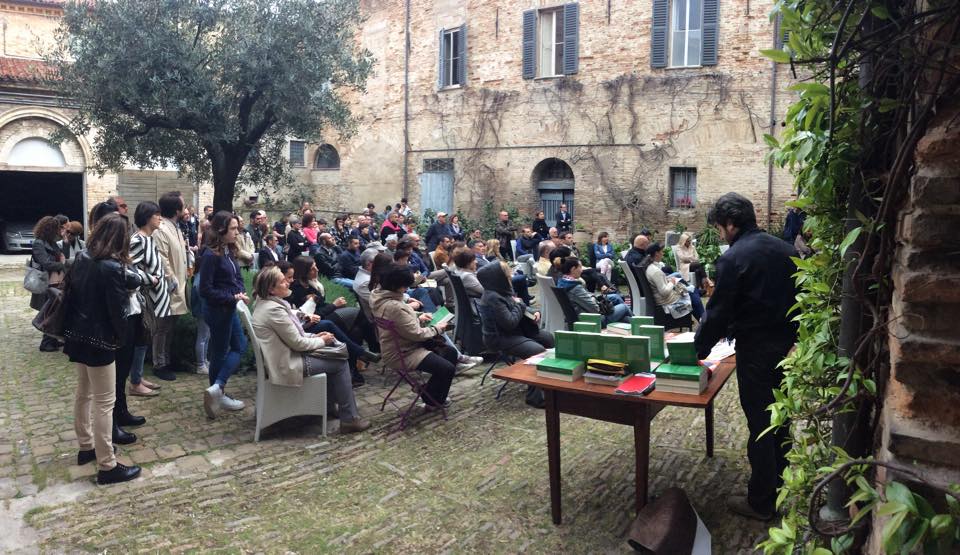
[370,264,457,409]
[476,261,554,408]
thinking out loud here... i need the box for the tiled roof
[0,56,55,86]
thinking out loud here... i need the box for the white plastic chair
[510,239,519,261]
[619,260,648,316]
[536,274,566,334]
[236,301,328,442]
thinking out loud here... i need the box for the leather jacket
[63,251,147,350]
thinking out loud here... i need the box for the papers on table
[524,349,554,366]
[705,340,736,362]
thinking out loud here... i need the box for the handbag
[308,340,349,360]
[594,293,615,316]
[32,287,67,340]
[23,259,48,295]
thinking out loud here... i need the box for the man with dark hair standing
[247,210,267,251]
[151,191,190,381]
[424,212,450,252]
[555,203,573,234]
[694,192,798,521]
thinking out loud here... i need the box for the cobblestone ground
[0,270,768,553]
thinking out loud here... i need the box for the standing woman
[448,214,465,242]
[593,232,616,282]
[126,201,168,398]
[532,211,549,241]
[198,212,249,419]
[63,213,142,484]
[31,216,66,352]
[58,221,86,268]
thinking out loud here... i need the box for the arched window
[8,137,66,167]
[314,144,340,170]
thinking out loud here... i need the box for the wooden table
[493,358,736,525]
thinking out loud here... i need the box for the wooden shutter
[701,0,719,66]
[562,3,579,75]
[438,29,447,87]
[457,24,467,85]
[522,10,536,79]
[650,0,669,68]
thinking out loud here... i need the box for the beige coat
[646,262,682,307]
[252,297,330,387]
[236,230,255,268]
[370,287,442,370]
[674,232,699,276]
[154,218,189,315]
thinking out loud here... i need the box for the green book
[573,321,601,333]
[554,331,579,360]
[577,332,604,360]
[655,362,707,381]
[536,357,585,382]
[666,334,698,365]
[623,335,653,374]
[578,313,603,325]
[637,325,666,361]
[428,306,455,327]
[630,316,655,334]
[601,335,626,361]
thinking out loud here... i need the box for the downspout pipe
[767,18,778,228]
[402,0,411,200]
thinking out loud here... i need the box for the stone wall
[291,0,797,239]
[0,2,61,58]
[872,96,960,541]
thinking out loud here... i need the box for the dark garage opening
[0,170,84,252]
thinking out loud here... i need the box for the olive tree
[49,0,373,210]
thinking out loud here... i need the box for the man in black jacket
[694,192,798,522]
[337,237,363,284]
[424,212,451,252]
[555,203,573,233]
[314,233,341,279]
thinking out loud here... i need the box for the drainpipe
[766,18,779,228]
[402,0,411,200]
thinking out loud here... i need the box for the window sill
[439,84,464,91]
[665,65,704,70]
[534,74,565,80]
[311,168,340,172]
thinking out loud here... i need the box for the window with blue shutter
[651,0,719,68]
[522,4,579,79]
[439,26,466,88]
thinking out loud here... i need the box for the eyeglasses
[118,204,128,209]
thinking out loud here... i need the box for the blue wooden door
[420,169,454,215]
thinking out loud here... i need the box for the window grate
[289,140,305,167]
[423,158,454,172]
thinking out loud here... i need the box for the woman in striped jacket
[124,201,171,399]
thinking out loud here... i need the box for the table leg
[634,404,650,514]
[705,400,715,458]
[545,389,562,525]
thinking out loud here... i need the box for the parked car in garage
[2,221,35,253]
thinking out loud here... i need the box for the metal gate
[540,190,575,228]
[420,159,454,215]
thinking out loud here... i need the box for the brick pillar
[873,97,960,542]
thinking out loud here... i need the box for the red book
[615,373,657,396]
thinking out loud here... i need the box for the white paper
[705,339,736,361]
[300,297,317,316]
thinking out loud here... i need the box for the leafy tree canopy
[49,0,373,210]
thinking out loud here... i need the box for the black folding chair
[447,271,485,357]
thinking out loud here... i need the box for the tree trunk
[208,143,247,213]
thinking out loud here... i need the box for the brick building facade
[282,0,797,238]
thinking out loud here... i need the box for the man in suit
[151,191,190,381]
[555,203,573,234]
[424,212,451,252]
[694,192,799,522]
[258,232,281,268]
[472,240,490,267]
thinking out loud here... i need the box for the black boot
[152,365,177,381]
[112,424,137,445]
[359,350,381,363]
[97,463,141,485]
[115,412,146,427]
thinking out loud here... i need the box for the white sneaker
[196,363,209,375]
[203,384,222,419]
[456,355,484,372]
[220,394,245,411]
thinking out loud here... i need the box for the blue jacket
[424,222,451,251]
[409,250,430,274]
[198,249,244,307]
[593,243,615,261]
[337,248,362,279]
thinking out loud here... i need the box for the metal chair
[618,260,647,316]
[637,266,693,331]
[374,317,448,431]
[236,301,327,442]
[535,274,565,334]
[550,284,580,330]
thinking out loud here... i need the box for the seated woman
[370,265,458,409]
[592,232,616,282]
[643,243,705,321]
[290,255,378,345]
[556,256,631,326]
[477,262,553,408]
[674,232,712,292]
[452,249,483,299]
[273,261,379,385]
[251,267,370,433]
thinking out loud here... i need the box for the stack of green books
[655,362,708,394]
[573,321,601,333]
[666,332,698,365]
[536,357,585,382]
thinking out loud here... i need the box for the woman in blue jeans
[198,212,249,419]
[556,256,631,326]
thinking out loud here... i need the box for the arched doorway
[534,158,574,228]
